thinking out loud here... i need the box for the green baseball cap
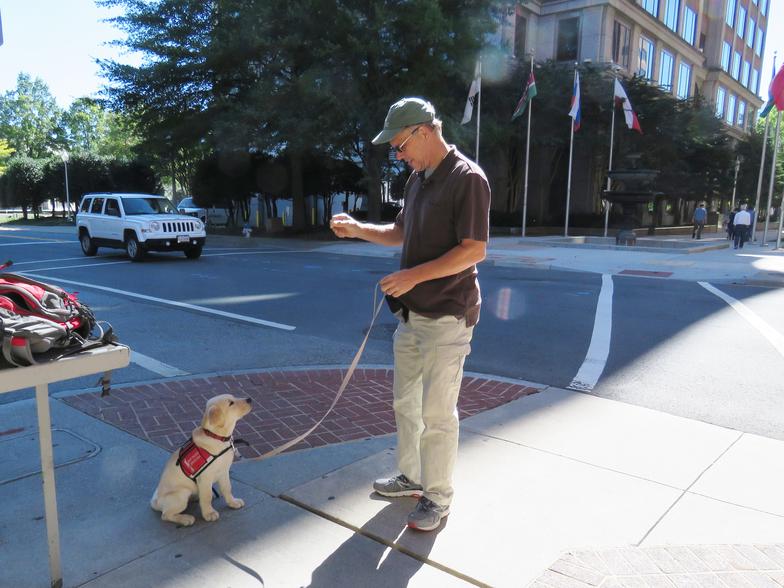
[372,97,436,145]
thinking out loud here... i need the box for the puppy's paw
[202,509,220,522]
[163,513,195,527]
[227,498,245,509]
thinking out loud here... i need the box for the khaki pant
[392,311,473,507]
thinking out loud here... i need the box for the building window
[752,68,760,93]
[515,15,528,59]
[726,94,736,124]
[742,61,750,87]
[721,41,731,71]
[760,0,767,16]
[642,0,659,18]
[557,17,580,62]
[660,50,674,91]
[664,0,679,32]
[755,27,764,56]
[639,36,655,80]
[732,51,741,79]
[682,6,697,45]
[716,86,727,118]
[737,100,746,127]
[747,17,755,48]
[726,0,736,27]
[677,62,692,99]
[737,6,746,38]
[612,21,631,68]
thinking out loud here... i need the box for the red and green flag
[512,70,537,120]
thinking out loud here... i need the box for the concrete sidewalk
[1,368,783,587]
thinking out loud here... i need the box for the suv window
[105,199,121,217]
[90,198,105,214]
[122,197,176,215]
[80,198,91,213]
[178,197,194,207]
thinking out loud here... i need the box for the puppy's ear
[206,405,225,430]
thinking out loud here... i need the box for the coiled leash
[244,284,387,461]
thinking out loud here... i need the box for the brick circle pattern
[62,369,539,458]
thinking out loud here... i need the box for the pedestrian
[330,97,491,532]
[692,202,707,239]
[727,207,738,241]
[732,204,751,249]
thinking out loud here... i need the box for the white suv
[76,193,207,261]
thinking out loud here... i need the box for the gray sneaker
[407,497,450,531]
[373,474,422,497]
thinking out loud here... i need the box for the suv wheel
[80,231,98,256]
[184,245,203,259]
[125,234,145,261]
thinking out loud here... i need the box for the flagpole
[565,65,577,237]
[475,60,481,164]
[605,70,619,238]
[752,114,770,242]
[762,111,781,246]
[522,52,534,238]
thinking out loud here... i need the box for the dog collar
[203,429,231,442]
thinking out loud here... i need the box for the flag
[461,62,481,125]
[613,79,643,133]
[761,58,779,118]
[568,70,581,131]
[512,70,537,120]
[770,64,784,112]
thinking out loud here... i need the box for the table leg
[35,383,63,588]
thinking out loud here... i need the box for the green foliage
[99,0,498,224]
[0,74,61,158]
[0,140,14,175]
[0,156,45,215]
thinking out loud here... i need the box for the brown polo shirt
[389,146,491,326]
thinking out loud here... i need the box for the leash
[243,284,387,461]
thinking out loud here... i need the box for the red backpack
[0,260,116,368]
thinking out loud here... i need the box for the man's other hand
[330,213,359,239]
[380,269,419,298]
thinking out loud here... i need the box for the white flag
[461,62,481,125]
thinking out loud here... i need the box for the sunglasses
[393,126,421,154]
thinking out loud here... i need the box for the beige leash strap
[246,285,387,461]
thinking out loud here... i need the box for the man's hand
[380,269,419,298]
[330,213,359,239]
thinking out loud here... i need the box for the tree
[0,157,45,218]
[99,0,498,226]
[0,139,14,174]
[0,73,62,158]
[59,97,141,159]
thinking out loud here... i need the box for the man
[692,203,707,239]
[330,97,490,531]
[732,204,751,249]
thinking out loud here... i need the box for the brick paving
[532,545,784,587]
[62,368,539,458]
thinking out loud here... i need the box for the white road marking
[19,272,297,331]
[130,351,189,377]
[568,273,614,392]
[699,281,784,359]
[9,256,105,266]
[0,241,69,246]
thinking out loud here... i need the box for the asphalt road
[2,227,783,441]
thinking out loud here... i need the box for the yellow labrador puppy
[151,394,252,526]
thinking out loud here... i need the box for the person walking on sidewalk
[330,97,490,532]
[732,204,751,249]
[692,203,707,239]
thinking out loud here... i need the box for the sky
[0,1,782,109]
